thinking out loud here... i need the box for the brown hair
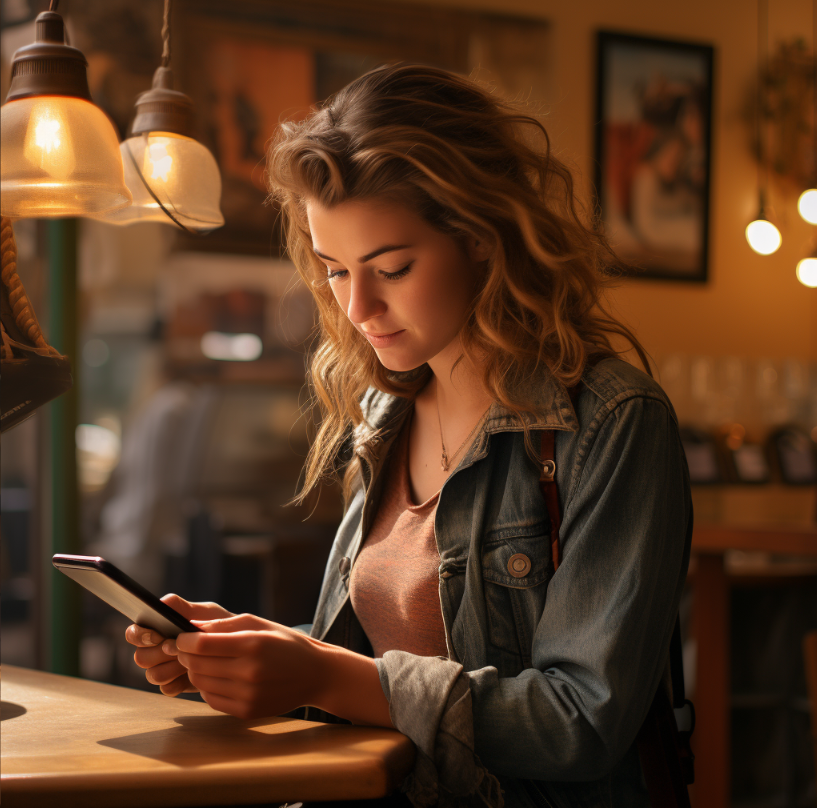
[266,62,652,512]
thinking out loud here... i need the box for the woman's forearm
[310,639,395,728]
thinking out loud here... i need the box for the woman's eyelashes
[326,262,414,282]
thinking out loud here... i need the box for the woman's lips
[364,329,405,347]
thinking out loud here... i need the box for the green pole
[47,218,80,676]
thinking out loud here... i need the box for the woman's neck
[423,339,494,422]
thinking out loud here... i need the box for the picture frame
[593,30,715,282]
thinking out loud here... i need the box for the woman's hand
[125,595,235,697]
[166,613,326,720]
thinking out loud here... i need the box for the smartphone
[52,554,202,639]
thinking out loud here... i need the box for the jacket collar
[352,365,580,452]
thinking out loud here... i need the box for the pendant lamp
[0,5,131,218]
[746,0,782,255]
[91,0,224,233]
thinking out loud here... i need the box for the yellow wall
[396,0,817,363]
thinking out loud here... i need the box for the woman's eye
[327,263,413,282]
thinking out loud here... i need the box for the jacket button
[338,556,351,576]
[508,553,531,578]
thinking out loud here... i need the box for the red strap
[538,430,561,571]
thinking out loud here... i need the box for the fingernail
[142,633,156,645]
[162,640,177,655]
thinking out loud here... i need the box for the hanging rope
[1,218,61,360]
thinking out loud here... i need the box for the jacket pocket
[481,531,550,659]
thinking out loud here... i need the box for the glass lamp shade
[92,132,224,232]
[797,189,817,225]
[0,95,131,218]
[745,217,782,255]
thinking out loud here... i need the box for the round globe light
[745,218,782,255]
[797,189,817,225]
[796,256,817,288]
[92,132,223,232]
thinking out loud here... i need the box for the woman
[127,63,692,808]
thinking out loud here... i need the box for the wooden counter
[689,521,817,808]
[0,664,415,808]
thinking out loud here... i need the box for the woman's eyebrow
[313,244,412,264]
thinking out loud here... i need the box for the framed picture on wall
[593,30,714,282]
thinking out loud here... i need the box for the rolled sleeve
[470,394,692,781]
[375,651,505,807]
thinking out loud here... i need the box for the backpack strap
[537,380,694,804]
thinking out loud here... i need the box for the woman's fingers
[187,670,251,701]
[177,650,247,681]
[159,673,196,698]
[133,643,179,669]
[125,624,165,647]
[143,658,188,686]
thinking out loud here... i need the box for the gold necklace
[435,377,493,472]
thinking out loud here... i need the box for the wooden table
[0,665,415,808]
[689,522,817,808]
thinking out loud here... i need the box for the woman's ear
[466,236,491,263]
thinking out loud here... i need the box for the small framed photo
[769,426,817,485]
[594,31,714,282]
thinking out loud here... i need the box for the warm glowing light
[745,218,782,255]
[798,189,817,225]
[796,257,817,287]
[35,117,61,153]
[200,332,263,361]
[145,139,173,182]
[21,100,75,181]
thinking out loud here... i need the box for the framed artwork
[593,31,714,282]
[173,0,552,256]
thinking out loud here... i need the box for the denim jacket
[290,356,693,808]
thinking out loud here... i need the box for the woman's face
[306,196,485,373]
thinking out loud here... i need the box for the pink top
[349,406,449,659]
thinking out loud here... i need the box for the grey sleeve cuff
[375,650,505,807]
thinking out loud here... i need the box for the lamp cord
[757,0,768,214]
[49,0,59,10]
[161,0,172,69]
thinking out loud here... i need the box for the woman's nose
[345,275,386,325]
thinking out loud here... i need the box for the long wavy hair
[266,62,652,511]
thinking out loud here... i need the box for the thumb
[191,614,258,633]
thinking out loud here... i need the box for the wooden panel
[693,524,817,557]
[690,554,730,808]
[1,665,415,808]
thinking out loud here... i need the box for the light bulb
[145,139,173,181]
[745,218,782,255]
[796,256,817,287]
[22,99,75,180]
[797,189,817,225]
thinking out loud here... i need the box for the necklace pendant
[441,452,449,471]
